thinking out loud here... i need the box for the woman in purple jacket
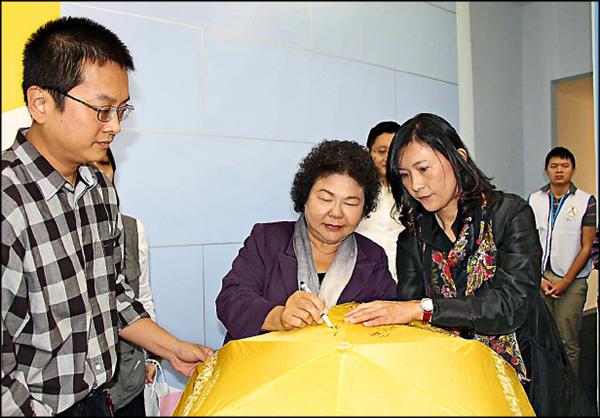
[216,140,397,344]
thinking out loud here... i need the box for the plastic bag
[143,359,183,416]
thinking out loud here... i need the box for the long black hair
[386,113,497,232]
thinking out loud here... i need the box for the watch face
[421,298,434,312]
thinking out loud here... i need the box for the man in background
[528,146,596,375]
[355,121,404,280]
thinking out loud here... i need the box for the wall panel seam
[202,246,206,345]
[150,242,243,249]
[122,128,321,145]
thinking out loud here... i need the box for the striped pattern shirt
[2,130,149,415]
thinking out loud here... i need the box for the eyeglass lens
[97,106,133,122]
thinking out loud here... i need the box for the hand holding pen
[278,282,332,330]
[299,281,333,328]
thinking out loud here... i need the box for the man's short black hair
[22,16,134,110]
[545,146,576,169]
[366,121,400,150]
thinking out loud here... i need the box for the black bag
[518,294,596,416]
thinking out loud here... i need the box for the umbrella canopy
[174,303,534,416]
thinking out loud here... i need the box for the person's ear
[457,148,468,161]
[26,86,50,124]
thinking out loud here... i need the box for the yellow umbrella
[174,303,535,416]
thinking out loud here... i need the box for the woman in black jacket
[345,113,595,416]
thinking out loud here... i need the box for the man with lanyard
[528,146,597,375]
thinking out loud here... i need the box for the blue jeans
[542,270,588,375]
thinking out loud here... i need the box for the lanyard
[550,193,568,228]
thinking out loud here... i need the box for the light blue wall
[522,2,592,196]
[595,2,599,200]
[61,1,458,388]
[463,2,592,199]
[469,2,524,197]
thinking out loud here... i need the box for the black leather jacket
[395,191,595,416]
[396,192,540,333]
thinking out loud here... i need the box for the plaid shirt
[2,130,149,416]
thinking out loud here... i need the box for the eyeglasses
[46,88,134,123]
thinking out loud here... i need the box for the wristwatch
[420,298,434,324]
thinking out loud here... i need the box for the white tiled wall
[62,1,458,388]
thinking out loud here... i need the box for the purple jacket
[216,221,397,344]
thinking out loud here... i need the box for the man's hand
[540,277,553,295]
[546,278,572,298]
[168,341,214,377]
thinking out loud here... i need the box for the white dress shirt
[135,219,157,321]
[355,186,405,281]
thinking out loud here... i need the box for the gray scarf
[293,214,357,308]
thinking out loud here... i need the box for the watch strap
[422,309,432,324]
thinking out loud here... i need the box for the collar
[420,205,482,252]
[419,211,458,252]
[283,226,367,264]
[540,182,577,195]
[12,128,98,200]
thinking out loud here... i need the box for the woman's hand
[280,290,327,330]
[145,362,157,384]
[344,300,422,326]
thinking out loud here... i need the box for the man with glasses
[43,88,135,124]
[355,121,404,281]
[2,17,213,416]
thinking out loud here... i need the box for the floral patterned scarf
[428,199,528,383]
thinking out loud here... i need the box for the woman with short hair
[216,140,396,344]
